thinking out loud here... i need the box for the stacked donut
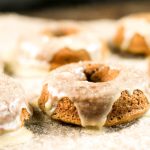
[0,13,150,134]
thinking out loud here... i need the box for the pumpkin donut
[113,13,150,55]
[0,74,32,133]
[12,32,109,77]
[38,62,149,127]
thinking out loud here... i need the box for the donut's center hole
[41,27,78,37]
[53,27,78,37]
[84,64,119,82]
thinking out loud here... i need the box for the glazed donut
[0,74,32,133]
[38,62,149,127]
[113,13,150,55]
[12,32,109,77]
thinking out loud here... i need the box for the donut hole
[84,64,119,82]
[52,27,78,37]
[41,27,78,37]
[50,48,91,70]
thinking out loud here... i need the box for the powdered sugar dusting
[2,112,150,150]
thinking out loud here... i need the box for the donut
[38,62,149,127]
[12,32,108,77]
[113,13,150,55]
[0,74,32,133]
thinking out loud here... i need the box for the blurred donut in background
[113,13,150,55]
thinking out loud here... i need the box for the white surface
[1,112,150,150]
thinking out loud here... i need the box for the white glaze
[15,76,45,111]
[42,62,150,127]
